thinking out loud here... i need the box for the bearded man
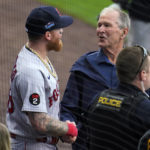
[6,6,78,150]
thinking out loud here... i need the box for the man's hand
[61,134,77,143]
[61,120,77,143]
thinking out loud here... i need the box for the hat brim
[53,15,73,30]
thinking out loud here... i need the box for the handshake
[61,120,78,143]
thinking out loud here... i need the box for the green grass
[38,0,113,27]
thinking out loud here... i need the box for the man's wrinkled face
[96,10,123,49]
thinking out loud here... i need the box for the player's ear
[45,31,52,40]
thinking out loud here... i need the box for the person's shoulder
[16,64,44,86]
[70,50,99,70]
[18,46,41,69]
[76,50,99,63]
[17,47,44,78]
[140,97,150,105]
[136,95,150,113]
[82,50,99,58]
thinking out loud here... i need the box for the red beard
[47,39,63,52]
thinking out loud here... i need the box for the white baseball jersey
[6,45,60,139]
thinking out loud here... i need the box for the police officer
[88,46,150,150]
[138,129,150,150]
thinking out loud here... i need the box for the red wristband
[66,123,78,136]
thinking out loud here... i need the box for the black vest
[88,89,147,150]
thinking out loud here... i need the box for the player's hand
[61,120,77,143]
[61,135,77,143]
[66,120,76,126]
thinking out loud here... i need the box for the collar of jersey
[25,43,57,78]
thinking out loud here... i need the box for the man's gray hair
[99,4,130,29]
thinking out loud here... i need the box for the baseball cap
[25,6,73,35]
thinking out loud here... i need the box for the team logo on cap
[55,8,61,16]
[29,93,40,105]
[45,22,55,29]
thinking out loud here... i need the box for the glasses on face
[136,45,148,74]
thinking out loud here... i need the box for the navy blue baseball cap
[25,6,73,35]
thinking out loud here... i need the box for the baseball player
[6,6,77,150]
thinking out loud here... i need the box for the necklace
[25,43,57,78]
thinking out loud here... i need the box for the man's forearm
[28,112,69,136]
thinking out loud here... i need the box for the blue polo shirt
[60,48,119,150]
[71,49,118,87]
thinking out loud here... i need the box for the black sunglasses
[136,45,148,74]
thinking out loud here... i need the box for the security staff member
[138,129,150,150]
[88,46,150,150]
